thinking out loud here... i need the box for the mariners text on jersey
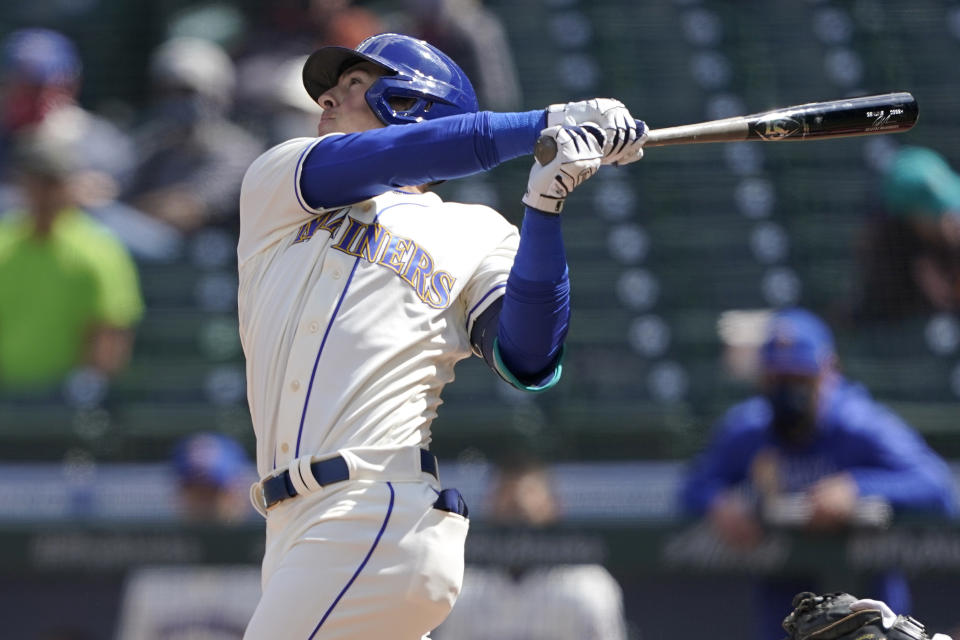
[292,205,457,309]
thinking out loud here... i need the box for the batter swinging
[238,33,646,639]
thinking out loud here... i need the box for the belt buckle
[256,467,290,512]
[249,480,269,517]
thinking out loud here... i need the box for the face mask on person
[765,379,818,446]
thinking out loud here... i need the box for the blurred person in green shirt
[0,125,143,391]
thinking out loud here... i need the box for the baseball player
[680,308,957,640]
[238,33,645,639]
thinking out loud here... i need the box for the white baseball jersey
[432,564,628,640]
[114,565,262,639]
[238,136,518,476]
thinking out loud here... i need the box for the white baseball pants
[243,448,468,639]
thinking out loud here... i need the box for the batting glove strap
[546,98,647,166]
[522,123,605,214]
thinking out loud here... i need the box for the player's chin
[316,120,334,136]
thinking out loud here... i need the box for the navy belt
[262,449,438,509]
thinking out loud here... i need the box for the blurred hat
[1,28,81,85]
[172,432,250,488]
[149,36,235,103]
[166,2,247,51]
[10,119,81,178]
[883,146,960,219]
[760,308,835,375]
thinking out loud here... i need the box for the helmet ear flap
[366,77,430,124]
[386,95,421,114]
[366,74,469,125]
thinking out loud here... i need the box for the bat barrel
[745,91,918,141]
[642,92,918,148]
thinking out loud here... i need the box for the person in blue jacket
[679,307,956,640]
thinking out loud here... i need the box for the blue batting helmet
[302,33,478,125]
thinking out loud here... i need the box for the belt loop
[420,449,439,480]
[298,456,323,492]
[287,457,311,497]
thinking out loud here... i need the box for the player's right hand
[546,98,647,166]
[522,123,604,214]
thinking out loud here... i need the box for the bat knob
[534,135,558,165]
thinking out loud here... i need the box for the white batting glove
[546,98,647,166]
[522,123,604,214]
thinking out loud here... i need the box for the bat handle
[534,119,647,164]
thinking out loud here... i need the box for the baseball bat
[533,92,918,164]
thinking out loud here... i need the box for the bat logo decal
[754,115,803,140]
[865,108,904,131]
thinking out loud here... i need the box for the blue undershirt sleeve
[492,207,570,390]
[301,110,546,209]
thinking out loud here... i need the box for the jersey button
[308,321,320,334]
[290,380,301,392]
[332,268,342,279]
[280,442,290,453]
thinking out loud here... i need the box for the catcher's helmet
[302,33,478,125]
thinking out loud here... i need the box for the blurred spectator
[113,432,259,639]
[240,54,323,148]
[434,456,628,640]
[123,36,263,234]
[0,27,182,262]
[114,565,261,640]
[853,146,960,321]
[394,0,523,111]
[679,307,956,640]
[170,431,255,523]
[236,0,383,58]
[233,0,383,142]
[0,127,143,392]
[0,28,134,200]
[164,1,249,52]
[310,0,385,48]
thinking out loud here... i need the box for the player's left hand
[546,98,647,166]
[522,123,604,214]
